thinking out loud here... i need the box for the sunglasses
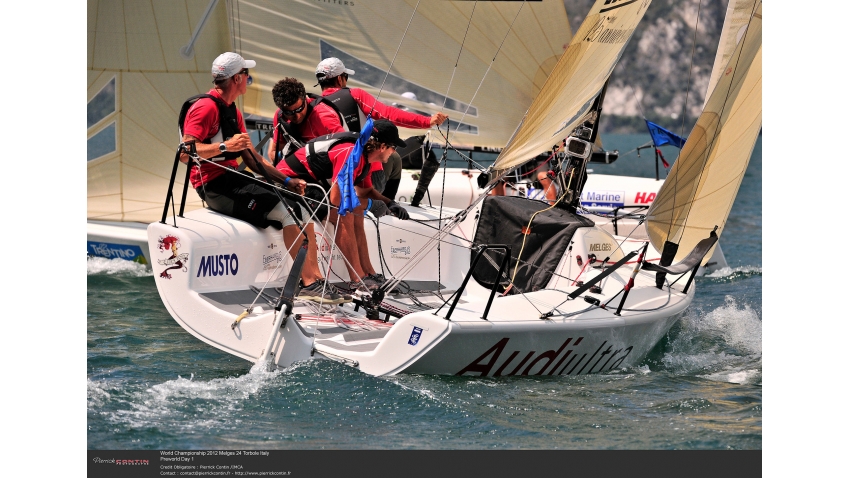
[240,69,253,86]
[280,97,307,116]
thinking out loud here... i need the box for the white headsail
[230,0,573,149]
[645,1,762,263]
[491,0,652,174]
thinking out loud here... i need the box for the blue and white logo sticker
[408,326,423,346]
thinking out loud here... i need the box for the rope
[440,1,478,114]
[454,0,527,128]
[663,0,704,241]
[370,0,422,107]
[511,187,571,283]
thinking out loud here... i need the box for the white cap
[315,57,354,80]
[401,92,418,101]
[211,52,257,80]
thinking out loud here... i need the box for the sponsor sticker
[87,241,147,264]
[581,189,625,209]
[408,326,423,346]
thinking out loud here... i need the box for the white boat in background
[145,0,761,376]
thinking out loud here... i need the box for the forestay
[229,0,572,149]
[645,1,762,264]
[491,0,652,175]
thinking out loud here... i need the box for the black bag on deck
[472,196,594,293]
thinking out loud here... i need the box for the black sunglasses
[240,69,253,86]
[280,97,307,116]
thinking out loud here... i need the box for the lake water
[87,134,761,453]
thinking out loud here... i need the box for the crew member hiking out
[180,52,349,304]
[276,119,409,292]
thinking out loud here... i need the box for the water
[87,134,761,450]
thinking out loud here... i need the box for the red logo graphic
[157,235,189,279]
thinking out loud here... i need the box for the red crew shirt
[277,142,373,189]
[182,89,246,188]
[322,87,432,130]
[272,98,343,144]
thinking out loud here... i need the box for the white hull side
[148,205,693,376]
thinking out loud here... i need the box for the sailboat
[145,0,761,376]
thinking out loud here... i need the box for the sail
[645,1,761,264]
[704,0,758,105]
[229,0,572,149]
[87,0,231,223]
[491,0,651,173]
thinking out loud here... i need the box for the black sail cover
[472,196,594,293]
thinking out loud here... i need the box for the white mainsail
[88,0,573,224]
[230,0,572,149]
[87,0,231,223]
[491,0,652,173]
[645,1,762,263]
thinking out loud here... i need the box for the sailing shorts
[196,169,303,229]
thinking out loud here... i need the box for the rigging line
[310,212,344,352]
[437,122,452,298]
[440,0,478,113]
[455,0,527,128]
[391,213,586,290]
[511,187,571,283]
[245,231,302,312]
[383,181,496,293]
[370,0,422,108]
[235,1,242,57]
[665,1,760,242]
[628,84,647,121]
[683,1,761,237]
[664,0,703,241]
[192,156,339,211]
[432,129,490,171]
[677,0,703,143]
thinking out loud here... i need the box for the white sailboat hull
[147,204,693,377]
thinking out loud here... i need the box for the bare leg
[282,223,323,285]
[328,208,367,282]
[352,203,376,276]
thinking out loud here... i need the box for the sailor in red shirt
[266,77,344,164]
[315,58,448,202]
[180,52,347,304]
[277,120,408,291]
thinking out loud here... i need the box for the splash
[704,265,762,279]
[87,378,113,408]
[661,296,762,379]
[87,256,152,277]
[90,370,284,431]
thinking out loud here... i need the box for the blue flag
[645,120,687,149]
[336,116,374,216]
